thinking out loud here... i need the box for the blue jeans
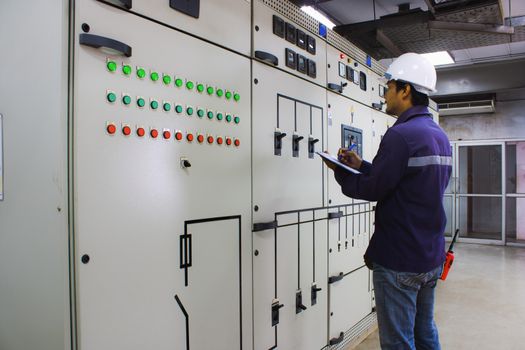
[373,263,442,350]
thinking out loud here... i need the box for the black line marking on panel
[313,210,316,282]
[344,206,348,241]
[294,100,297,131]
[297,212,301,290]
[181,215,243,349]
[276,95,280,129]
[309,106,313,135]
[175,294,190,350]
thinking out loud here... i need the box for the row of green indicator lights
[106,91,240,124]
[107,60,240,102]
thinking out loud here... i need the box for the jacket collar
[394,105,432,126]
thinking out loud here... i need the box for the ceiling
[292,0,525,68]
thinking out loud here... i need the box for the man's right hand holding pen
[337,145,362,170]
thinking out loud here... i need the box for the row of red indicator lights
[106,123,240,146]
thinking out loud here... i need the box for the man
[323,53,452,350]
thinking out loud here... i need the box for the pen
[338,144,357,160]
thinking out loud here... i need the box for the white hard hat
[384,53,437,95]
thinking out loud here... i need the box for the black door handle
[328,272,344,284]
[79,33,132,57]
[255,50,279,66]
[330,332,345,345]
[253,220,278,232]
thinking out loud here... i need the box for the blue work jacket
[334,105,452,273]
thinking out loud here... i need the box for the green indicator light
[187,107,194,116]
[216,89,224,97]
[107,61,117,72]
[163,75,172,85]
[186,81,194,90]
[234,93,240,101]
[175,78,183,87]
[207,86,214,95]
[197,109,205,118]
[150,72,159,81]
[175,105,183,113]
[122,95,131,105]
[137,68,146,79]
[207,111,214,119]
[197,84,204,92]
[163,103,171,112]
[226,114,232,123]
[122,65,132,75]
[234,116,240,124]
[137,98,145,107]
[225,91,232,100]
[150,100,159,109]
[107,92,116,103]
[217,113,223,121]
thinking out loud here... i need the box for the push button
[163,75,172,85]
[122,125,131,136]
[137,127,145,137]
[107,60,117,72]
[150,129,159,138]
[122,95,131,105]
[106,92,116,103]
[136,67,146,79]
[122,64,132,75]
[106,123,116,134]
[163,130,171,139]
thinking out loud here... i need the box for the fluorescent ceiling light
[301,6,336,29]
[420,51,455,66]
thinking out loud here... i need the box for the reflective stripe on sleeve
[407,155,452,167]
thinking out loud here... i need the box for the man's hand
[338,148,362,170]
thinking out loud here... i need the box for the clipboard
[316,151,361,174]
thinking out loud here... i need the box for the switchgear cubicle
[0,1,439,350]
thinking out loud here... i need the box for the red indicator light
[175,132,183,141]
[197,134,204,143]
[106,124,116,134]
[207,136,214,144]
[163,130,171,139]
[137,127,145,137]
[217,137,223,145]
[340,53,345,59]
[150,129,159,138]
[226,138,232,146]
[234,139,240,147]
[187,133,194,142]
[122,126,131,136]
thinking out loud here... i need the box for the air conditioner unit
[438,99,495,116]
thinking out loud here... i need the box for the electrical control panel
[253,0,327,86]
[103,0,252,55]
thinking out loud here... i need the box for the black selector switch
[297,55,307,74]
[360,71,367,91]
[308,136,319,158]
[273,15,285,38]
[271,300,285,326]
[346,66,355,82]
[296,29,306,49]
[311,283,322,305]
[307,59,317,78]
[296,290,307,314]
[307,35,316,55]
[285,48,297,69]
[286,22,296,43]
[274,130,287,156]
[292,134,304,157]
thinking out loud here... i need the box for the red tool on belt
[440,229,459,281]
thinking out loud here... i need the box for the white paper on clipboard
[316,151,361,174]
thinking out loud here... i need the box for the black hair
[394,80,429,107]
